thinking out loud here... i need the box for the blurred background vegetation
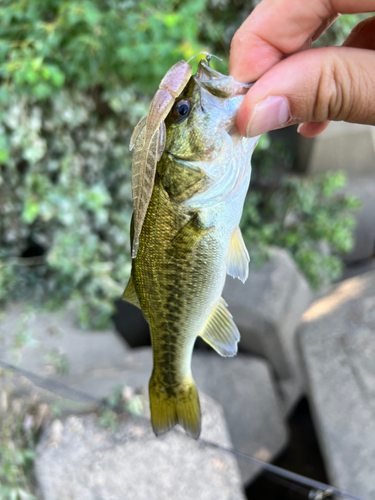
[0,0,363,329]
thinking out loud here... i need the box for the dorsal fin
[226,226,249,283]
[199,298,240,357]
[122,276,140,308]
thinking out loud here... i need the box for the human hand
[229,0,375,138]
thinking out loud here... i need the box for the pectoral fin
[168,213,211,255]
[199,298,240,357]
[122,276,140,308]
[226,226,249,283]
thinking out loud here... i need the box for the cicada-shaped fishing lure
[130,61,193,258]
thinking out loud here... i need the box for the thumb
[238,46,375,138]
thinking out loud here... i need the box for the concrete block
[342,177,375,263]
[298,271,375,499]
[0,305,288,485]
[223,247,312,379]
[297,121,375,177]
[61,350,288,485]
[35,394,246,500]
[0,303,128,377]
[193,353,288,483]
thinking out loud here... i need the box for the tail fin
[149,374,201,439]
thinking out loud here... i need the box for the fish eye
[173,99,191,122]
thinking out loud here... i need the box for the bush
[0,1,363,328]
[0,0,220,328]
[241,142,361,289]
[0,379,38,500]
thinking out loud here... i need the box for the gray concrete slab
[63,350,288,485]
[223,247,312,380]
[0,303,129,376]
[298,271,375,499]
[342,177,375,263]
[35,394,246,500]
[0,304,288,485]
[297,121,375,177]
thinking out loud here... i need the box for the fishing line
[187,51,222,64]
[200,438,365,500]
[0,359,367,500]
[248,468,314,497]
[269,471,327,498]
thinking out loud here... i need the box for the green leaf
[32,82,52,99]
[22,199,40,224]
[0,148,9,162]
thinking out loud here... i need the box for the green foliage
[98,408,119,433]
[0,0,220,328]
[241,167,361,289]
[0,392,37,500]
[314,13,373,47]
[43,348,70,375]
[0,0,363,330]
[98,385,144,431]
[0,0,218,97]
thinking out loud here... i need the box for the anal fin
[199,298,240,357]
[226,226,249,283]
[122,276,140,308]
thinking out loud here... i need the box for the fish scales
[124,57,259,439]
[135,180,218,384]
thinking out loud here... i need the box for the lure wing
[130,60,192,259]
[130,117,166,258]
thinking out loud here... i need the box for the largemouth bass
[123,56,259,439]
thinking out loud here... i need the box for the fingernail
[246,96,291,137]
[297,123,305,134]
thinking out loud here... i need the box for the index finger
[229,0,375,82]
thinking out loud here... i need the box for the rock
[35,393,246,500]
[14,343,287,485]
[59,349,287,485]
[223,247,312,380]
[192,353,288,483]
[62,347,152,400]
[298,271,375,498]
[342,177,375,263]
[297,121,375,177]
[278,375,304,417]
[1,304,288,485]
[342,258,375,281]
[0,303,128,377]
